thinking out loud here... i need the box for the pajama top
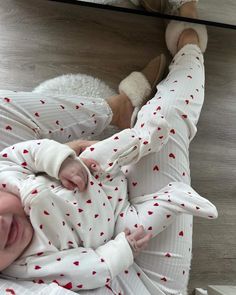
[0,112,171,290]
[0,99,218,292]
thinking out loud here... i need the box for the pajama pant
[0,44,205,295]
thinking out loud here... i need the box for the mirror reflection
[77,0,236,27]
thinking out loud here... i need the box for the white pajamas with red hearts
[0,44,214,295]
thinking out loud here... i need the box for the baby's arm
[80,112,170,176]
[0,139,76,196]
[4,232,133,291]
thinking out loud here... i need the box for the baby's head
[0,190,33,271]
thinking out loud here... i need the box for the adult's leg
[122,3,208,294]
[0,91,112,151]
[0,55,166,151]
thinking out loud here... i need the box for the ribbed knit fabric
[0,44,208,295]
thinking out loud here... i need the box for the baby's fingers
[61,178,76,190]
[71,175,87,191]
[136,233,152,248]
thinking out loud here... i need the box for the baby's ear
[81,158,100,173]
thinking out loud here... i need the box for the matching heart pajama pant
[0,44,207,295]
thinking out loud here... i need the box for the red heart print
[76,105,80,109]
[170,129,175,134]
[161,277,167,282]
[63,282,72,290]
[100,232,104,236]
[109,162,113,166]
[107,196,112,200]
[166,214,171,218]
[23,149,29,154]
[156,106,161,111]
[185,100,189,104]
[56,120,59,125]
[148,211,153,215]
[196,206,200,210]
[86,199,92,204]
[114,136,119,140]
[2,184,6,188]
[153,203,159,206]
[179,231,184,237]
[34,112,40,117]
[141,123,145,128]
[73,261,79,266]
[101,258,105,262]
[90,147,94,151]
[4,97,11,103]
[60,105,65,109]
[40,100,45,104]
[92,271,96,275]
[148,226,152,230]
[31,189,38,195]
[2,153,7,158]
[124,270,129,274]
[190,95,194,99]
[132,182,137,186]
[143,141,148,145]
[94,214,99,218]
[37,252,44,256]
[153,165,159,172]
[119,213,124,217]
[34,265,41,270]
[165,253,171,257]
[77,284,83,289]
[187,75,192,79]
[113,148,118,152]
[43,210,49,215]
[5,289,16,295]
[169,153,175,159]
[21,161,27,166]
[6,125,12,130]
[56,258,61,261]
[182,114,188,119]
[39,224,43,229]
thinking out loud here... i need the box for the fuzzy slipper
[165,20,207,56]
[119,54,166,127]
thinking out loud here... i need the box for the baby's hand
[59,157,100,191]
[124,226,152,257]
[65,140,98,156]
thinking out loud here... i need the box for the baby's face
[0,190,33,271]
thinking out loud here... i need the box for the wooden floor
[0,1,235,293]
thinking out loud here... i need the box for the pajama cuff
[35,139,76,179]
[96,232,134,279]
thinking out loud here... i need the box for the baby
[0,112,218,291]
